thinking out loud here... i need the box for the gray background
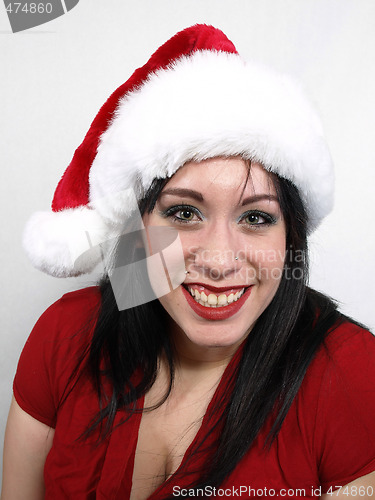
[1,0,375,486]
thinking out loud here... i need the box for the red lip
[184,282,247,293]
[181,285,253,321]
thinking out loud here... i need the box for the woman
[2,25,375,499]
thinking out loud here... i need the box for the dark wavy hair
[84,164,344,493]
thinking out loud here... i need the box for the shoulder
[61,285,101,304]
[300,318,375,402]
[325,318,374,350]
[312,319,375,378]
[53,285,102,320]
[25,285,102,374]
[299,319,375,488]
[13,286,102,427]
[30,285,101,341]
[318,319,375,416]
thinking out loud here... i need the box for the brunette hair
[85,165,344,492]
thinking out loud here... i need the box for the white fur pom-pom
[23,207,110,277]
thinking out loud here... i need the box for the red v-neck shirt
[14,287,375,498]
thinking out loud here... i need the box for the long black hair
[84,165,344,491]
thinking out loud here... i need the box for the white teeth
[207,294,218,305]
[187,287,245,308]
[217,294,227,306]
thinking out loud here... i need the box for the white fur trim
[23,207,111,277]
[90,50,334,232]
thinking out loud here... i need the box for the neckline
[145,340,246,498]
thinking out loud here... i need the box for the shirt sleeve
[13,287,100,428]
[314,323,375,491]
[13,299,62,427]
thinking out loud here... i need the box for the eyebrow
[160,188,204,202]
[160,188,278,206]
[240,194,279,206]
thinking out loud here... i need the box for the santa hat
[23,24,334,278]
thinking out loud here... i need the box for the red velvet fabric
[51,25,238,213]
[14,288,375,498]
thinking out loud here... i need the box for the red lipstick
[181,285,252,321]
[185,282,246,293]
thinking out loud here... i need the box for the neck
[168,321,244,390]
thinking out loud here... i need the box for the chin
[159,281,283,356]
[185,326,250,348]
[160,287,255,350]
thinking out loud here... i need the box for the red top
[14,287,375,499]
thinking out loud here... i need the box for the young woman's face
[143,157,286,355]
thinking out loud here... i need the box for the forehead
[162,157,277,199]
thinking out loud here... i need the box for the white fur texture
[90,50,334,233]
[25,51,334,277]
[23,207,111,277]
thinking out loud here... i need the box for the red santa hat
[23,24,334,278]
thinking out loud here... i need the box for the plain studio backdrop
[1,0,374,486]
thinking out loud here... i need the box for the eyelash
[161,205,277,228]
[162,205,202,224]
[238,210,277,227]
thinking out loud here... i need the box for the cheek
[157,290,185,327]
[264,247,285,262]
[143,225,187,299]
[250,235,286,285]
[258,264,284,289]
[177,232,200,260]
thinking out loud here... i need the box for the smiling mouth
[183,281,251,306]
[185,285,246,308]
[182,283,253,321]
[181,283,253,321]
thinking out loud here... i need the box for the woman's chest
[45,392,319,500]
[130,395,208,499]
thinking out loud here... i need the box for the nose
[186,222,243,281]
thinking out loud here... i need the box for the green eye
[245,213,262,225]
[240,210,276,227]
[178,209,194,221]
[162,204,202,224]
